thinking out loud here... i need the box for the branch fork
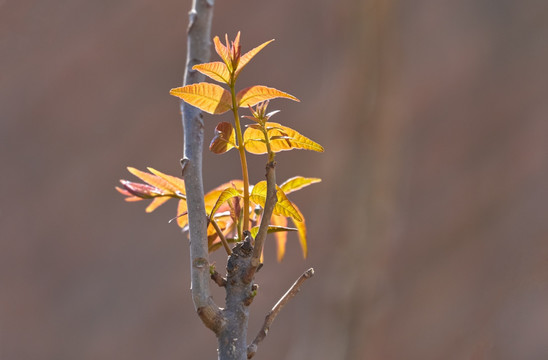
[179,2,315,358]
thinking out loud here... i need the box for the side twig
[247,268,315,359]
[210,266,227,287]
[245,160,277,283]
[209,217,232,255]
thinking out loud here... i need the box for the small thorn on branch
[247,268,315,359]
[180,158,190,176]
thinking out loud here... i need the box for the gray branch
[180,0,224,334]
[247,268,315,359]
[244,160,278,282]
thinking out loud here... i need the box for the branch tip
[247,268,314,358]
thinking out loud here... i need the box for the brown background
[2,0,548,359]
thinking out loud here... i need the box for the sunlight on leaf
[250,181,302,222]
[208,217,229,236]
[244,122,324,154]
[271,215,288,262]
[290,203,307,259]
[118,168,185,216]
[170,83,232,114]
[193,62,230,84]
[204,180,244,214]
[236,86,299,108]
[146,197,170,213]
[209,187,242,219]
[118,33,323,261]
[249,223,297,239]
[176,199,188,228]
[208,232,220,250]
[213,36,231,68]
[147,168,186,196]
[127,167,183,197]
[280,176,322,195]
[209,236,238,253]
[115,186,142,202]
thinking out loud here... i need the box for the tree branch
[247,268,315,359]
[181,0,224,334]
[210,217,232,255]
[245,161,277,282]
[210,266,227,287]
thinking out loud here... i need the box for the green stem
[229,81,250,237]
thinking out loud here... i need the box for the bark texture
[181,0,224,334]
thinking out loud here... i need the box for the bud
[120,180,162,199]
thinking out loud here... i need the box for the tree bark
[180,0,224,334]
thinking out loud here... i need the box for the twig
[209,217,232,255]
[247,160,277,277]
[210,266,227,287]
[247,268,315,359]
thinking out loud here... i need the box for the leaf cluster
[118,33,323,261]
[117,169,320,261]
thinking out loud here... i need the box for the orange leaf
[236,86,299,108]
[209,187,241,219]
[232,31,241,65]
[209,122,236,154]
[213,36,231,68]
[207,222,217,237]
[248,220,297,262]
[170,83,232,114]
[209,235,237,253]
[290,204,307,258]
[127,167,182,197]
[118,179,171,213]
[193,62,230,84]
[147,167,186,196]
[244,122,324,154]
[271,215,288,262]
[208,232,219,249]
[146,197,170,213]
[234,39,274,79]
[176,199,188,228]
[207,217,232,244]
[118,168,186,220]
[204,180,244,213]
[115,186,142,202]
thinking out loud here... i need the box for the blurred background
[2,0,548,359]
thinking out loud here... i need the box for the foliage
[117,33,323,261]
